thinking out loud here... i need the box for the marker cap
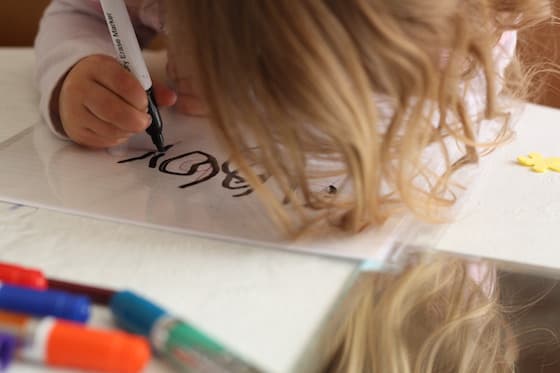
[0,263,47,290]
[46,320,151,373]
[110,290,166,337]
[0,284,90,322]
[0,332,16,370]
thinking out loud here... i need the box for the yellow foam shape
[547,158,560,172]
[517,152,560,173]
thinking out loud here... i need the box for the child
[35,1,552,372]
[36,0,551,233]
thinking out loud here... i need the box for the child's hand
[58,55,177,148]
[166,56,207,116]
[173,76,208,116]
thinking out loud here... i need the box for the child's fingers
[71,127,128,149]
[152,81,177,107]
[173,76,207,116]
[84,82,151,133]
[88,55,149,111]
[175,94,208,116]
[81,110,134,140]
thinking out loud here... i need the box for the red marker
[46,279,115,305]
[0,263,46,290]
[0,262,115,305]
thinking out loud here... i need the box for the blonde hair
[165,0,551,235]
[321,255,517,373]
[163,1,552,372]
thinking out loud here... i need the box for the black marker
[100,0,165,152]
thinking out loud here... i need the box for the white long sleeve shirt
[34,0,163,138]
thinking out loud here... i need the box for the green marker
[110,290,263,372]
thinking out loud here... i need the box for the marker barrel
[99,0,166,152]
[0,283,90,322]
[111,291,263,372]
[0,311,150,373]
[45,319,150,373]
[99,0,152,89]
[0,261,115,305]
[46,278,115,306]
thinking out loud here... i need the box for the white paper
[0,111,421,261]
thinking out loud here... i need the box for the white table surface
[3,46,560,372]
[0,48,359,373]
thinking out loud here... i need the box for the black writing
[118,146,265,197]
[159,151,220,189]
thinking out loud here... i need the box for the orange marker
[0,311,150,373]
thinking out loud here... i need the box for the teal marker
[110,291,262,373]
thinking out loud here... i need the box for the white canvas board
[422,104,560,270]
[0,111,418,261]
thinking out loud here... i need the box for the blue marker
[111,291,262,372]
[0,283,90,322]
